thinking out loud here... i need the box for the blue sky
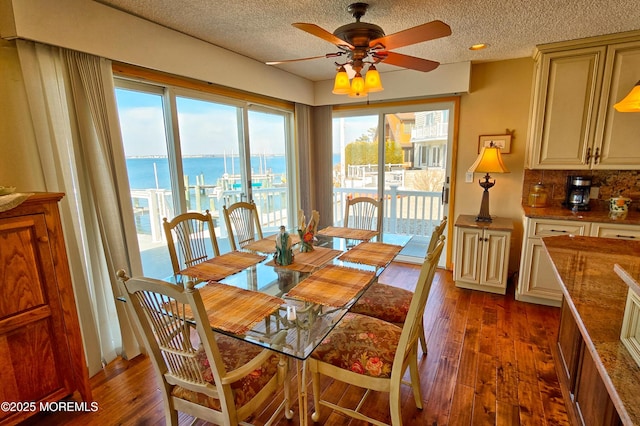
[115,88,375,157]
[115,89,286,157]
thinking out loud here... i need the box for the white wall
[0,0,470,106]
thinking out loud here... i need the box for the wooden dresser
[0,193,91,425]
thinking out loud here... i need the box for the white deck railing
[132,185,444,243]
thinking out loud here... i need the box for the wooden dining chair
[163,210,220,276]
[308,237,445,426]
[349,216,447,355]
[117,270,291,426]
[344,196,383,238]
[223,201,264,251]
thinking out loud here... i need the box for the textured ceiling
[95,0,640,82]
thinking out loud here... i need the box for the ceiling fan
[266,2,452,96]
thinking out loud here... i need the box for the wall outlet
[590,186,600,199]
[465,172,474,183]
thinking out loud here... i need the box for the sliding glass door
[333,102,455,266]
[114,80,294,278]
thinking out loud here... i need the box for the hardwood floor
[25,264,569,426]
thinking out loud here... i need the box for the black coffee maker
[564,176,592,211]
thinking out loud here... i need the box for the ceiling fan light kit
[333,63,383,97]
[268,2,451,97]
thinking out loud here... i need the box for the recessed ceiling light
[469,43,489,51]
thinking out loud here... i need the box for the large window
[114,80,294,278]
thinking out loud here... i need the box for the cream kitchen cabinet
[527,31,640,170]
[590,222,640,240]
[517,218,591,307]
[518,217,640,306]
[454,215,513,295]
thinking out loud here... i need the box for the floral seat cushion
[311,312,402,378]
[171,333,279,410]
[350,282,412,324]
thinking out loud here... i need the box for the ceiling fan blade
[379,51,440,72]
[266,54,334,65]
[370,20,451,50]
[292,23,354,50]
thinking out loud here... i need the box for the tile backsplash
[522,169,640,210]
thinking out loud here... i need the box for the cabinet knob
[585,147,591,163]
[593,147,600,164]
[39,236,49,243]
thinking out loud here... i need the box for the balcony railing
[332,186,444,236]
[131,187,289,243]
[132,184,444,245]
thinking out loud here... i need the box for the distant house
[385,111,448,170]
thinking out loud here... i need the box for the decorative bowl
[610,196,632,212]
[0,186,16,196]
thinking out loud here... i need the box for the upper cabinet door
[593,40,640,169]
[527,47,606,169]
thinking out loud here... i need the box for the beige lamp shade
[614,80,640,112]
[468,144,509,222]
[468,145,510,174]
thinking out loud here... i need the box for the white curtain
[311,105,334,228]
[295,103,314,215]
[16,40,141,375]
[295,104,333,227]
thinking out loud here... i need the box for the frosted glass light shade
[364,65,383,93]
[332,66,351,94]
[348,72,367,98]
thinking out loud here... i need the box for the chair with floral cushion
[223,201,264,251]
[344,196,383,239]
[163,210,220,276]
[117,270,291,426]
[308,237,444,426]
[349,216,447,356]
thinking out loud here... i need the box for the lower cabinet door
[557,300,582,399]
[574,349,622,426]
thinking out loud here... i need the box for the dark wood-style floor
[25,264,569,426]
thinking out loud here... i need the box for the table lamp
[468,142,510,222]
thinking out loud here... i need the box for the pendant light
[614,80,640,112]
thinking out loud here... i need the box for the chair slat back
[426,216,448,255]
[344,197,383,236]
[223,201,264,251]
[392,236,445,377]
[163,211,220,275]
[118,272,229,400]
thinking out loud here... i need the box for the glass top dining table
[178,232,412,361]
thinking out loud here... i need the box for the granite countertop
[522,205,640,225]
[542,235,640,425]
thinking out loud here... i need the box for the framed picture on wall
[478,134,512,153]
